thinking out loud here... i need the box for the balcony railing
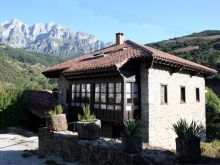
[93,109,139,124]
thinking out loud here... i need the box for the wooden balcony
[93,109,139,124]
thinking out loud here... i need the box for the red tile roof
[43,40,217,77]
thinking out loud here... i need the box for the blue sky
[0,0,220,43]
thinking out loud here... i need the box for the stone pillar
[58,75,69,106]
[140,63,149,142]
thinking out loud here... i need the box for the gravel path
[0,132,79,165]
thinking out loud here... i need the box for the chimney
[116,32,124,45]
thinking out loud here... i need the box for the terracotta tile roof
[43,40,217,77]
[142,44,217,73]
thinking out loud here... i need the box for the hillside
[0,44,65,89]
[147,30,220,78]
[0,19,111,57]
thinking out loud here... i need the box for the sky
[0,0,220,43]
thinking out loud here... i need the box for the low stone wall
[38,128,175,165]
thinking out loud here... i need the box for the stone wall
[38,128,157,165]
[58,75,69,106]
[141,64,206,149]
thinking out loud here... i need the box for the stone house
[43,33,217,149]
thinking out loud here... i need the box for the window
[115,83,122,104]
[126,82,139,110]
[126,83,132,103]
[180,86,186,103]
[71,84,90,107]
[160,85,168,104]
[94,83,107,109]
[108,83,114,103]
[196,88,200,102]
[94,82,122,110]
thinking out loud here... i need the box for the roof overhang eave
[153,55,217,76]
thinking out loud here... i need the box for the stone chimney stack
[116,32,124,45]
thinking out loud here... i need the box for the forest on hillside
[148,30,220,79]
[0,45,65,129]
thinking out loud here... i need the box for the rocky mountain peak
[0,19,111,57]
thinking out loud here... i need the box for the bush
[205,88,220,139]
[78,106,96,121]
[0,83,33,129]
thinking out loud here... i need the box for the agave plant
[45,104,63,116]
[78,106,96,121]
[172,119,204,139]
[124,119,142,136]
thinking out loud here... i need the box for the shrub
[205,88,220,139]
[0,83,32,129]
[78,106,96,121]
[172,119,204,139]
[124,119,142,136]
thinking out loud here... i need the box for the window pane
[116,83,121,93]
[82,84,86,92]
[181,87,186,103]
[126,83,131,93]
[161,85,167,104]
[115,105,121,110]
[76,92,80,102]
[76,84,80,92]
[87,84,90,92]
[107,105,114,110]
[76,103,80,106]
[95,84,100,92]
[108,83,114,93]
[81,93,86,102]
[82,93,85,98]
[95,93,99,102]
[116,94,121,103]
[94,104,99,109]
[101,83,106,92]
[101,93,106,103]
[72,93,75,101]
[72,84,75,92]
[196,88,200,102]
[100,104,106,109]
[108,93,114,103]
[87,93,90,102]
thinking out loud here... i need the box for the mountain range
[0,19,111,57]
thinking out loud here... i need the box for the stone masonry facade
[140,64,206,149]
[57,64,206,150]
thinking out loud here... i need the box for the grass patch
[201,140,220,158]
